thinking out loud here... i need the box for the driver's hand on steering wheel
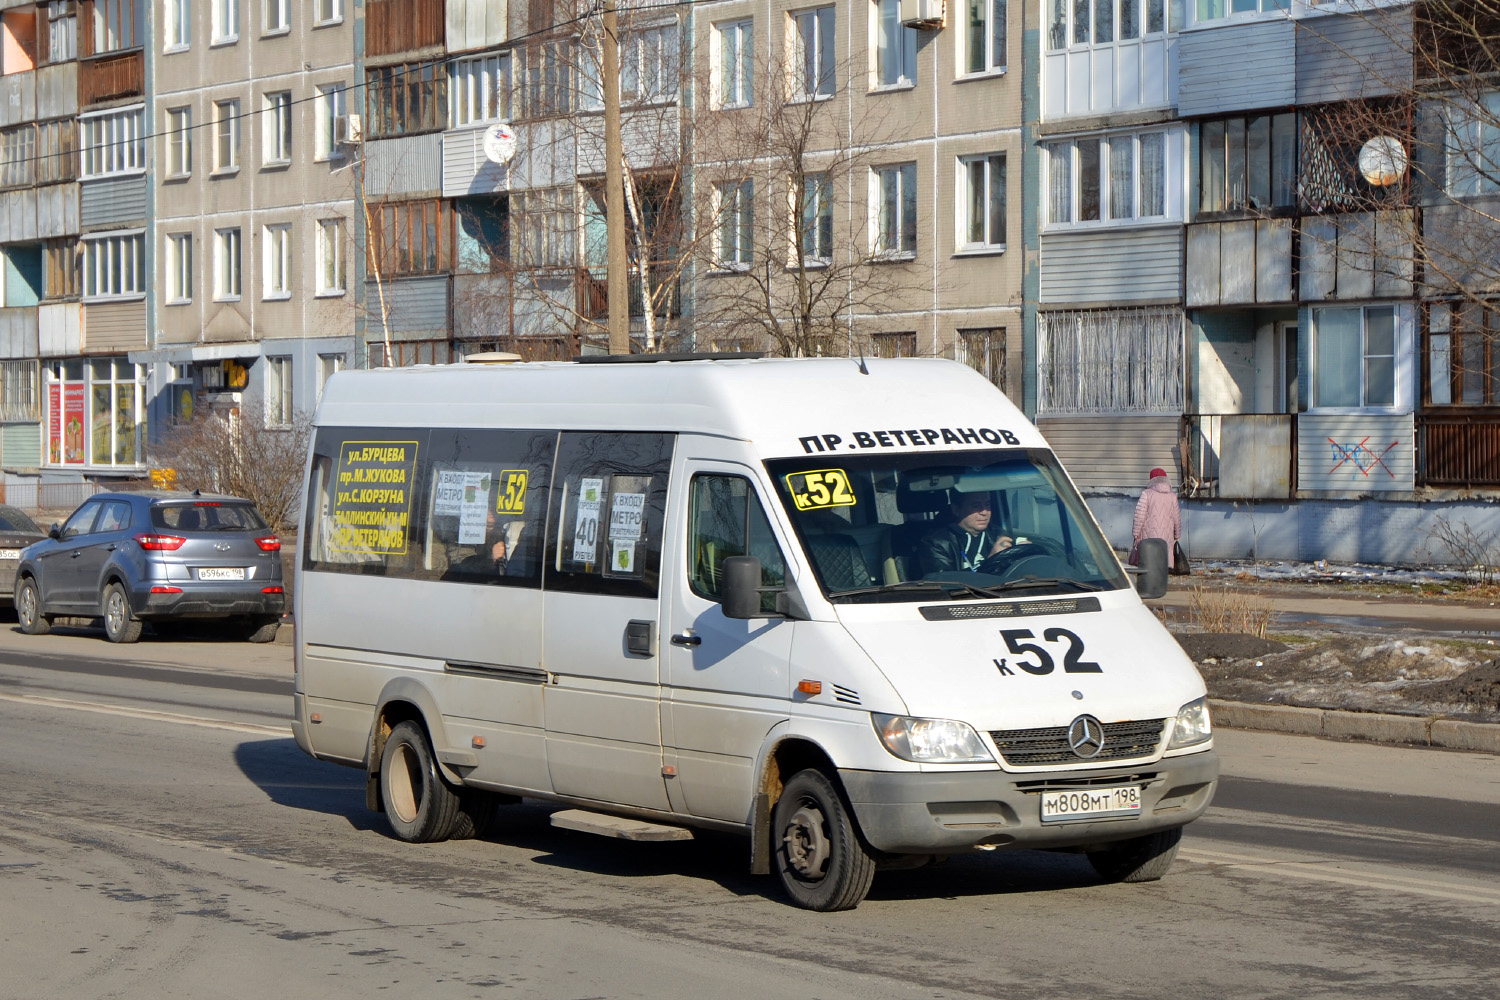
[988,535,1014,557]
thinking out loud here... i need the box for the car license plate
[0,549,19,560]
[1040,785,1142,824]
[197,567,246,581]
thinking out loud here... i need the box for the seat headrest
[896,484,949,515]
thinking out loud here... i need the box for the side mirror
[722,556,765,619]
[1134,538,1169,600]
[48,523,60,540]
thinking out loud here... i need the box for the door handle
[106,544,117,552]
[670,633,701,647]
[70,551,81,558]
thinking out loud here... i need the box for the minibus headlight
[872,714,994,763]
[1167,697,1212,749]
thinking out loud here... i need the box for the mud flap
[749,792,771,875]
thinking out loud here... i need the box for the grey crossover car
[14,491,285,643]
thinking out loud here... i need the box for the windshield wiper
[827,581,950,599]
[946,577,1107,598]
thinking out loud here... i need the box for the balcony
[1183,414,1296,499]
[579,264,682,323]
[79,50,142,106]
[366,0,445,59]
[1418,415,1500,488]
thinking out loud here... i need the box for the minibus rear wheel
[380,721,462,842]
[1086,826,1182,883]
[772,769,876,911]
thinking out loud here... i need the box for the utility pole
[603,0,629,355]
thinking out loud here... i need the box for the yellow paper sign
[496,469,528,514]
[785,469,856,511]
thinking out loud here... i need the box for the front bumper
[840,749,1219,855]
[141,586,286,618]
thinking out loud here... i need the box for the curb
[1210,699,1500,754]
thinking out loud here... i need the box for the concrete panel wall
[1179,20,1295,117]
[1298,413,1414,494]
[364,134,444,199]
[80,175,147,229]
[82,300,146,353]
[1039,226,1183,304]
[1037,415,1180,493]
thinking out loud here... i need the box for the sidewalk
[1153,585,1500,636]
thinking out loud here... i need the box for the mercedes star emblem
[1067,715,1105,759]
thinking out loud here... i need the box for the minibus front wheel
[379,720,462,843]
[773,769,876,911]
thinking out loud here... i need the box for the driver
[916,491,1013,575]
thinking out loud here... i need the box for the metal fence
[1,479,106,512]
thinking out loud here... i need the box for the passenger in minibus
[916,491,1013,575]
[446,511,513,577]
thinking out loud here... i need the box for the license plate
[197,567,246,581]
[1040,785,1142,824]
[0,549,19,560]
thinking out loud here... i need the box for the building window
[1038,306,1184,414]
[1428,302,1500,406]
[959,153,1006,250]
[1046,131,1167,226]
[165,0,189,50]
[1447,92,1500,197]
[367,62,447,138]
[263,91,291,164]
[511,187,575,267]
[518,41,572,118]
[47,1,77,63]
[1314,305,1397,409]
[214,227,242,300]
[165,232,192,304]
[370,200,455,276]
[874,0,917,87]
[315,83,345,159]
[315,0,343,25]
[872,331,918,357]
[91,0,139,54]
[1198,113,1296,216]
[791,6,835,100]
[264,0,289,34]
[962,0,1005,74]
[621,22,679,104]
[213,100,240,172]
[958,327,1006,389]
[80,106,145,178]
[317,353,343,400]
[81,231,146,300]
[36,119,76,184]
[1050,0,1173,48]
[263,223,291,299]
[212,0,239,43]
[871,163,917,258]
[798,172,832,263]
[0,360,39,423]
[165,107,191,177]
[44,239,79,299]
[450,53,510,127]
[1194,0,1287,23]
[266,356,292,427]
[45,359,144,467]
[0,125,33,189]
[715,19,753,108]
[715,179,753,267]
[317,218,346,294]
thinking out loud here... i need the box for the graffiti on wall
[1327,437,1399,478]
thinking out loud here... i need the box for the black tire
[1087,826,1183,883]
[244,616,280,643]
[102,582,143,644]
[16,577,50,635]
[772,769,876,911]
[450,789,502,840]
[379,720,462,843]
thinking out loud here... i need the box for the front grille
[989,718,1166,767]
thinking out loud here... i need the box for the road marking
[0,691,287,737]
[1182,846,1500,906]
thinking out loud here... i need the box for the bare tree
[689,49,926,358]
[150,415,311,533]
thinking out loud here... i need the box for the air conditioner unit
[337,113,363,144]
[899,0,945,28]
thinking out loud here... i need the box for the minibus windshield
[765,449,1130,603]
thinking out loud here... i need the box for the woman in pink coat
[1132,467,1182,570]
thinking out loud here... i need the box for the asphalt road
[1,623,1498,999]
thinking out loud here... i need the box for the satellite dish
[1358,136,1407,187]
[482,123,517,165]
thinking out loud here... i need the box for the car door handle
[106,544,117,552]
[70,551,81,558]
[670,633,701,647]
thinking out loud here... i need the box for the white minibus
[292,356,1217,911]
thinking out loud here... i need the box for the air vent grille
[920,597,1101,622]
[832,683,861,705]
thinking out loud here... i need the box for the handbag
[1171,541,1191,576]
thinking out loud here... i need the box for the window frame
[370,199,456,277]
[314,0,343,27]
[873,0,918,89]
[263,0,290,35]
[450,52,511,128]
[1445,92,1500,198]
[213,99,241,173]
[164,0,190,51]
[165,106,191,178]
[959,0,1007,77]
[957,152,1007,253]
[46,1,78,64]
[366,61,449,140]
[714,179,754,270]
[316,217,346,295]
[511,187,575,269]
[263,222,292,300]
[1311,304,1403,412]
[80,230,146,301]
[262,90,292,165]
[714,18,754,109]
[211,0,240,45]
[870,162,918,259]
[790,6,836,101]
[79,105,145,179]
[1045,129,1171,229]
[1197,112,1297,218]
[315,83,346,160]
[796,171,833,264]
[214,226,243,301]
[90,0,140,55]
[265,355,293,427]
[165,231,192,305]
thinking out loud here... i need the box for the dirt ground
[1180,631,1500,724]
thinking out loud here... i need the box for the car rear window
[152,502,269,532]
[0,511,39,533]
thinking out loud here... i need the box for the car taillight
[136,533,186,551]
[262,586,284,594]
[255,536,281,552]
[150,586,183,594]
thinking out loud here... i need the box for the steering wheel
[977,537,1068,577]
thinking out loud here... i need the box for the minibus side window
[688,475,787,612]
[545,431,674,598]
[422,428,556,587]
[303,426,430,576]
